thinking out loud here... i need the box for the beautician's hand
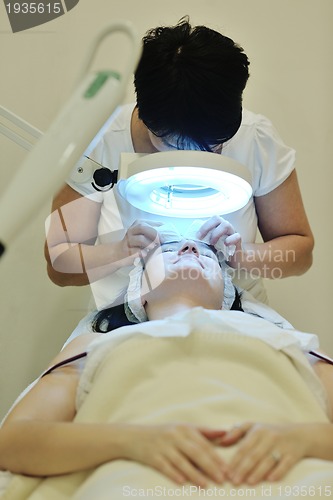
[116,220,162,265]
[196,216,242,260]
[119,423,227,487]
[217,422,308,485]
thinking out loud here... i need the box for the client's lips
[175,254,204,268]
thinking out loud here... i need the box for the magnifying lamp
[0,20,142,258]
[68,149,252,221]
[116,151,252,219]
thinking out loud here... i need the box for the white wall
[0,0,332,419]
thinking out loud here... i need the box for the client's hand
[196,216,242,262]
[116,220,162,265]
[217,422,307,485]
[119,423,227,487]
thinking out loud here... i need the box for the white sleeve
[252,114,296,196]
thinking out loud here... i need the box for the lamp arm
[0,21,141,258]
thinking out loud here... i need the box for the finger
[228,426,260,469]
[152,453,187,485]
[229,437,275,485]
[127,233,160,251]
[196,216,224,239]
[131,219,164,228]
[209,222,236,245]
[219,429,248,446]
[180,437,226,484]
[267,454,295,482]
[229,444,266,485]
[130,224,160,241]
[125,234,147,250]
[224,233,242,247]
[219,423,253,446]
[199,428,227,441]
[167,448,210,487]
[182,448,224,487]
[245,451,283,485]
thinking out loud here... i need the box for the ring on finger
[271,450,281,463]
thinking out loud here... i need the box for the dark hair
[134,16,250,151]
[92,288,243,333]
[92,301,134,333]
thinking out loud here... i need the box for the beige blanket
[3,314,333,499]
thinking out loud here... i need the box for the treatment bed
[1,307,333,499]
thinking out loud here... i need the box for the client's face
[141,239,224,308]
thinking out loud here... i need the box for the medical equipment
[116,151,252,218]
[0,21,142,258]
[68,148,252,217]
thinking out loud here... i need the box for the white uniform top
[67,103,295,309]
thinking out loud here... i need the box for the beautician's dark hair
[134,16,250,151]
[92,288,243,333]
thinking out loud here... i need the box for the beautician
[44,17,314,308]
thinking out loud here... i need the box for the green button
[84,71,120,98]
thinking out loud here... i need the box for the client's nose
[178,240,200,256]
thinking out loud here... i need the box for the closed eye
[160,241,180,253]
[201,252,214,258]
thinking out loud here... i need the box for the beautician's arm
[249,170,314,277]
[199,170,314,279]
[44,184,159,287]
[0,334,226,486]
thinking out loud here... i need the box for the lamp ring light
[73,150,252,218]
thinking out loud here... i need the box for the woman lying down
[1,238,333,499]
